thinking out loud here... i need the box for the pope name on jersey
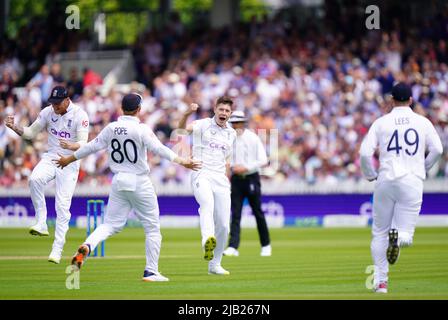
[75,117,174,174]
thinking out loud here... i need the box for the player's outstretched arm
[178,103,199,134]
[53,154,77,169]
[59,139,81,151]
[54,127,109,168]
[173,156,202,171]
[4,115,24,136]
[5,115,45,140]
[60,116,89,151]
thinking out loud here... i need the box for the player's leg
[131,177,168,282]
[72,184,130,269]
[371,181,395,292]
[246,174,271,256]
[209,180,231,275]
[192,175,216,259]
[28,158,56,236]
[393,175,423,248]
[224,176,245,256]
[50,163,78,263]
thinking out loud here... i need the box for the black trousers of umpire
[228,172,270,249]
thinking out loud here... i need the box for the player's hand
[185,103,199,116]
[59,139,78,151]
[53,153,72,169]
[232,165,248,175]
[180,157,202,171]
[4,115,15,129]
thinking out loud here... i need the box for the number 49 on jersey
[387,128,419,156]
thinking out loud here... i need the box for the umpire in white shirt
[224,111,271,257]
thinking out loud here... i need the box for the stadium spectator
[83,68,103,87]
[27,64,53,108]
[66,67,84,100]
[50,63,65,86]
[2,10,448,188]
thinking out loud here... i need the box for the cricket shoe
[203,236,217,261]
[373,282,388,294]
[71,244,90,269]
[208,265,230,276]
[142,271,169,282]
[260,245,272,257]
[29,224,49,236]
[387,229,400,264]
[48,248,62,264]
[223,247,239,257]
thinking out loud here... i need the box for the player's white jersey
[360,106,443,182]
[38,102,89,158]
[74,115,177,174]
[192,117,236,175]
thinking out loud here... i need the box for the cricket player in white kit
[5,86,89,264]
[178,96,236,275]
[360,83,443,293]
[55,93,200,282]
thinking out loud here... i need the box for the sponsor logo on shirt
[209,142,228,150]
[51,116,59,122]
[82,120,89,128]
[50,128,71,139]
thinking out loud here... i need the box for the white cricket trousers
[84,174,162,274]
[29,157,78,252]
[371,174,423,283]
[192,170,231,268]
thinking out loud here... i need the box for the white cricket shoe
[260,245,272,257]
[223,247,239,257]
[208,265,230,275]
[373,282,388,294]
[48,248,62,264]
[142,271,169,282]
[29,224,49,236]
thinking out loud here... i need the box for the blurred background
[0,0,447,228]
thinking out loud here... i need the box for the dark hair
[216,96,233,108]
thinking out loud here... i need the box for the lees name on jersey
[360,107,443,182]
[394,117,409,125]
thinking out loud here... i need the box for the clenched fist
[5,115,15,129]
[185,103,199,115]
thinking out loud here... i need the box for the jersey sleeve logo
[82,120,89,128]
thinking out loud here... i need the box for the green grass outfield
[0,227,447,300]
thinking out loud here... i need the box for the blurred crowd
[1,10,448,188]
